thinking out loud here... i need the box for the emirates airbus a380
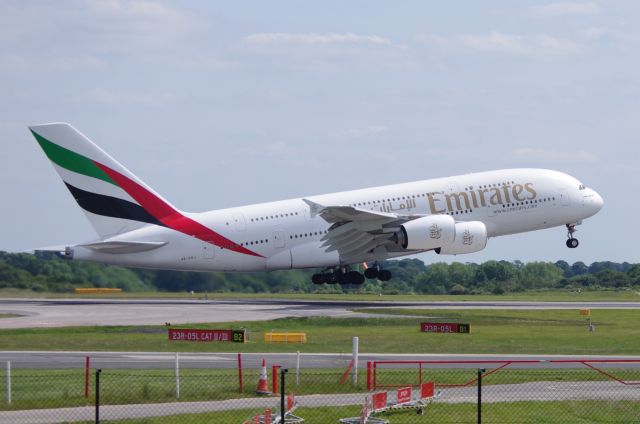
[29,123,603,285]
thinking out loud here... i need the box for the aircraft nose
[591,190,604,212]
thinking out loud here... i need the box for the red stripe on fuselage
[94,162,263,258]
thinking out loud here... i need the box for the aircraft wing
[302,199,420,264]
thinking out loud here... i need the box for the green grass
[66,400,640,423]
[2,366,640,416]
[0,368,363,410]
[0,314,18,319]
[2,288,639,301]
[0,309,639,355]
[350,308,640,355]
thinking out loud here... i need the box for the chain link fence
[1,359,639,423]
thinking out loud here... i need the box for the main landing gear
[566,224,579,249]
[311,270,364,285]
[311,265,393,285]
[363,266,392,282]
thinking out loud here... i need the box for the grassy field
[63,400,640,424]
[1,288,640,301]
[0,309,639,355]
[2,367,639,412]
[0,314,18,319]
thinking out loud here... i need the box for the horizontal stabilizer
[32,245,68,253]
[78,240,168,254]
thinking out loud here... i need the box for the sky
[1,0,638,265]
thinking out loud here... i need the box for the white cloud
[513,148,598,163]
[243,32,406,49]
[529,2,600,18]
[416,32,582,58]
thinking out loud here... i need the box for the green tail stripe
[31,130,116,186]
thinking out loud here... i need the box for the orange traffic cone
[256,358,270,395]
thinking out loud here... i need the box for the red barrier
[372,391,387,412]
[287,394,295,412]
[397,386,412,404]
[367,361,373,391]
[421,381,435,399]
[371,359,640,389]
[340,359,355,385]
[272,365,280,394]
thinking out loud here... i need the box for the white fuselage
[72,168,603,272]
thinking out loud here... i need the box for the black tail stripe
[64,183,166,227]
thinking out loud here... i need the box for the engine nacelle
[396,215,456,250]
[436,221,487,255]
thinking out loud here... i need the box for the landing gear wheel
[364,267,379,279]
[326,273,339,284]
[378,269,392,281]
[311,273,326,284]
[565,224,579,248]
[338,272,353,285]
[566,238,579,248]
[349,271,365,285]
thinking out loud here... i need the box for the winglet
[302,198,325,218]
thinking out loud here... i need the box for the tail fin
[29,123,181,239]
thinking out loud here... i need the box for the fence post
[295,351,300,385]
[85,356,91,399]
[367,361,372,391]
[95,369,101,424]
[175,352,180,400]
[280,368,288,424]
[373,361,377,390]
[237,352,243,393]
[272,365,281,394]
[352,336,359,385]
[477,368,485,424]
[5,361,11,405]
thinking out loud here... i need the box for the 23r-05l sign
[420,322,470,333]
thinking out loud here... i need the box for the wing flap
[304,198,410,264]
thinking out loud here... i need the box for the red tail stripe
[94,162,263,258]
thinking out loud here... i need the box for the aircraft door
[559,188,570,206]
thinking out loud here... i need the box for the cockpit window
[578,184,586,190]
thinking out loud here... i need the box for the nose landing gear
[566,224,579,248]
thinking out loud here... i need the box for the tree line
[0,251,638,295]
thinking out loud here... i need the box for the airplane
[28,123,604,285]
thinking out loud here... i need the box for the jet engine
[395,215,456,250]
[435,221,487,255]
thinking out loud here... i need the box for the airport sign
[168,328,246,343]
[420,322,470,333]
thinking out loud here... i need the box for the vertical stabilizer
[29,123,180,239]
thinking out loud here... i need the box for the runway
[1,298,639,329]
